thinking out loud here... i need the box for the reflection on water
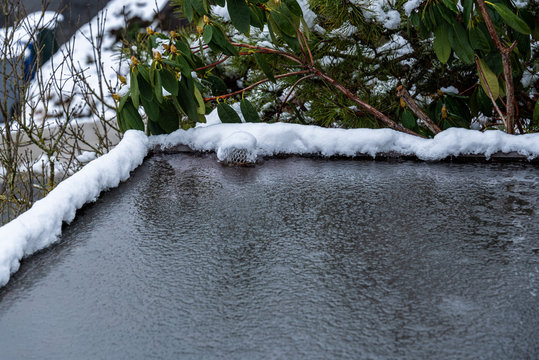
[0,154,537,359]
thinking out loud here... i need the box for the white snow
[403,0,423,16]
[217,131,258,163]
[0,11,63,58]
[0,130,148,287]
[440,86,459,95]
[1,123,538,287]
[26,0,168,125]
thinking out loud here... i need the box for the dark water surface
[0,154,538,359]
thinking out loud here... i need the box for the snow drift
[1,124,539,287]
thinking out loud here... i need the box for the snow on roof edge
[1,123,538,288]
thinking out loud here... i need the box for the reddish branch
[313,69,424,137]
[476,0,517,134]
[397,86,441,134]
[202,41,423,137]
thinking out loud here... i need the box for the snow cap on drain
[217,131,258,165]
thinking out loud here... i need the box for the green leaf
[157,100,180,133]
[469,26,490,51]
[402,109,417,131]
[130,70,139,109]
[205,74,227,95]
[118,90,130,113]
[175,55,193,79]
[228,0,251,34]
[434,23,451,64]
[121,98,144,131]
[532,98,539,126]
[462,0,473,27]
[203,25,213,43]
[148,120,167,135]
[476,57,499,101]
[208,25,238,56]
[441,0,458,13]
[154,69,163,103]
[249,6,265,29]
[177,77,199,122]
[217,103,242,123]
[137,65,150,83]
[193,86,206,115]
[137,74,153,101]
[240,99,260,122]
[190,0,208,15]
[214,0,225,6]
[254,52,275,82]
[183,0,194,22]
[270,8,297,37]
[489,3,531,35]
[449,22,474,64]
[283,0,303,17]
[161,69,179,96]
[141,95,159,122]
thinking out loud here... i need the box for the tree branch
[475,57,506,126]
[204,70,311,102]
[396,86,441,134]
[476,0,516,134]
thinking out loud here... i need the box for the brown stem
[476,0,516,134]
[204,70,311,101]
[475,57,506,125]
[396,86,441,134]
[195,56,230,71]
[313,69,423,137]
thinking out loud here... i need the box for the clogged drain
[217,131,258,166]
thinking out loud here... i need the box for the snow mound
[1,123,539,288]
[217,131,258,165]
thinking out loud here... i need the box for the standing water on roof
[0,154,537,359]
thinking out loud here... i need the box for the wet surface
[0,154,538,359]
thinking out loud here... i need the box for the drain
[217,131,258,166]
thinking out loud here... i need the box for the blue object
[23,42,37,81]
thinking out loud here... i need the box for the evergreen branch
[204,70,311,102]
[276,74,316,122]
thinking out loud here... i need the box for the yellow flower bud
[170,30,177,39]
[400,97,406,108]
[118,74,127,85]
[112,93,121,102]
[442,104,448,119]
[437,89,443,97]
[146,27,154,35]
[154,51,162,61]
[203,15,210,24]
[131,56,140,66]
[196,25,204,34]
[170,44,178,54]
